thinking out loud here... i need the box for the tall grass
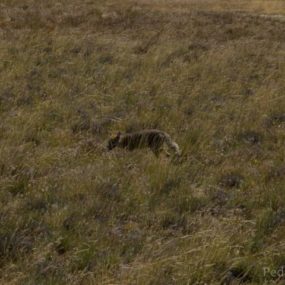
[0,0,285,284]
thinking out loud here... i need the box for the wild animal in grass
[107,129,181,157]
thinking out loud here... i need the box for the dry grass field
[0,0,285,284]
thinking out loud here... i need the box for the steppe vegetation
[0,0,285,284]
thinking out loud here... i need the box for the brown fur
[107,129,181,157]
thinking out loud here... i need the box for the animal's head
[107,132,121,150]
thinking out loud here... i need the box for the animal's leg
[164,150,171,157]
[152,146,162,157]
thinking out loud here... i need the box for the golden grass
[129,0,285,14]
[0,0,285,284]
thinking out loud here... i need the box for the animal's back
[108,129,181,157]
[120,129,165,150]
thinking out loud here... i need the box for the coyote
[107,129,181,157]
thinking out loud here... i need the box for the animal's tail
[163,133,181,156]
